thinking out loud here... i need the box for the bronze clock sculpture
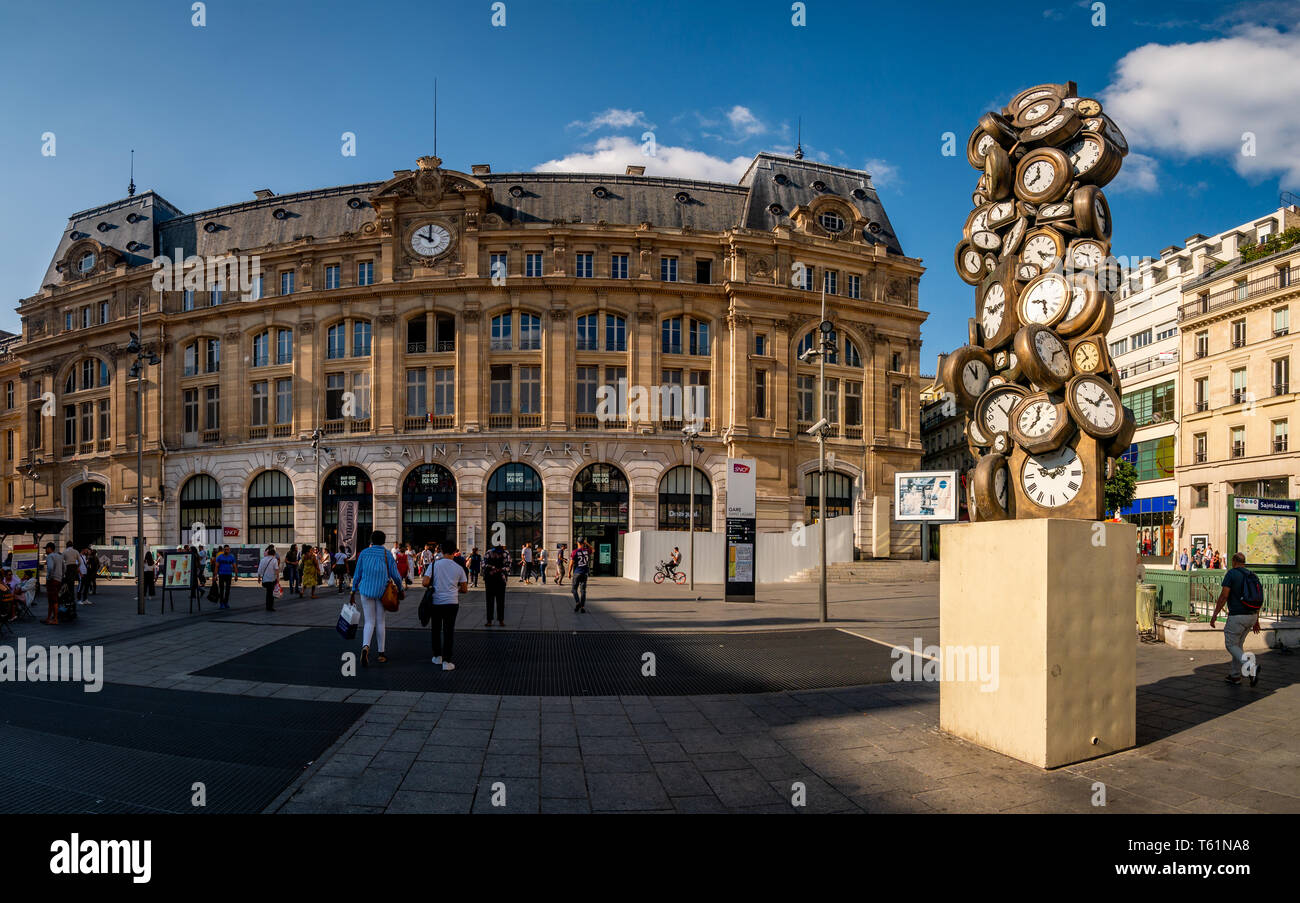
[942,81,1136,521]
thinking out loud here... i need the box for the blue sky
[2,0,1299,369]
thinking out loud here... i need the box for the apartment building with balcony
[1177,211,1300,555]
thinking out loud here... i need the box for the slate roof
[37,153,904,294]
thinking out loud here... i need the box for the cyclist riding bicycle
[665,546,681,580]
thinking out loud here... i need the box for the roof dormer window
[79,252,95,273]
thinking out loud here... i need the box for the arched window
[64,358,111,394]
[657,465,712,531]
[322,466,373,551]
[576,314,598,351]
[490,313,512,350]
[248,470,294,546]
[573,463,629,576]
[486,462,544,569]
[179,474,222,539]
[252,331,269,367]
[327,319,370,360]
[803,470,855,521]
[277,328,294,364]
[844,339,862,368]
[402,463,457,550]
[798,330,839,365]
[182,339,220,375]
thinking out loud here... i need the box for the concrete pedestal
[939,518,1137,769]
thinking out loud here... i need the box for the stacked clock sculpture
[943,81,1137,521]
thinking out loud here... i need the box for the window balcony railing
[79,441,94,455]
[406,414,453,430]
[404,416,426,431]
[273,424,293,438]
[407,342,426,354]
[1276,327,1290,337]
[1275,438,1290,453]
[249,426,268,439]
[348,418,370,434]
[488,413,513,429]
[322,419,345,435]
[1194,400,1209,412]
[844,425,864,440]
[518,413,542,428]
[201,429,220,444]
[1232,443,1246,458]
[1276,383,1291,396]
[1195,349,1208,358]
[436,341,455,353]
[601,418,628,430]
[1232,389,1247,405]
[62,445,75,457]
[1194,451,1208,463]
[96,439,110,452]
[1179,270,1291,320]
[1232,337,1247,348]
[430,414,453,430]
[575,413,598,429]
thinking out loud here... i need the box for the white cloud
[1109,152,1159,193]
[726,105,765,137]
[1102,24,1300,187]
[862,157,900,189]
[568,109,653,135]
[534,136,752,182]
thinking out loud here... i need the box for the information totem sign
[725,458,757,602]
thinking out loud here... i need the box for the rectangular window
[325,373,346,421]
[65,311,73,331]
[325,265,340,290]
[1155,325,1176,342]
[489,252,508,282]
[205,386,220,431]
[406,369,427,418]
[1273,419,1289,453]
[1130,329,1152,350]
[797,375,815,423]
[611,254,628,279]
[80,307,90,329]
[605,315,626,352]
[525,252,543,278]
[519,314,541,351]
[605,366,627,417]
[275,379,293,424]
[1195,331,1209,357]
[252,332,269,368]
[577,366,599,415]
[491,315,512,351]
[280,271,294,295]
[1232,319,1246,346]
[823,270,838,295]
[519,365,541,414]
[846,380,863,426]
[251,381,269,427]
[823,377,840,425]
[99,301,109,324]
[249,275,263,301]
[695,259,712,284]
[1193,485,1209,508]
[1109,339,1127,358]
[576,253,593,278]
[1123,436,1177,481]
[1235,279,1248,301]
[433,368,454,416]
[206,338,220,373]
[1194,432,1207,463]
[847,274,861,300]
[797,264,814,291]
[1121,380,1175,428]
[754,335,767,356]
[891,385,903,430]
[183,290,195,312]
[211,286,223,306]
[688,370,709,422]
[98,399,110,440]
[490,365,512,414]
[1194,377,1209,410]
[63,405,76,447]
[576,316,597,351]
[4,381,12,409]
[1231,426,1246,457]
[351,372,371,419]
[183,390,199,434]
[277,328,293,364]
[1232,367,1248,404]
[662,318,682,355]
[357,261,374,286]
[689,319,710,356]
[754,369,768,418]
[352,321,371,357]
[1274,357,1290,394]
[661,369,683,420]
[661,257,678,282]
[183,344,198,377]
[1275,307,1290,336]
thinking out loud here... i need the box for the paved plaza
[2,574,1297,814]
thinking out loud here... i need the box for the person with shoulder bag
[427,544,469,671]
[257,546,281,612]
[353,531,405,667]
[1212,552,1266,686]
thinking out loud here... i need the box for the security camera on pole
[798,285,837,623]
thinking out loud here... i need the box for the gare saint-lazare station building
[5,151,927,575]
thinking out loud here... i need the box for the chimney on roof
[472,164,491,175]
[625,165,646,176]
[254,189,275,200]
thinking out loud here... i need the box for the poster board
[1228,495,1298,573]
[894,471,960,523]
[725,458,757,602]
[12,543,39,580]
[163,551,193,589]
[92,545,134,578]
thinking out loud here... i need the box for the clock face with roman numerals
[1020,444,1085,509]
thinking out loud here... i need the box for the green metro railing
[1145,569,1300,621]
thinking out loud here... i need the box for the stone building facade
[10,152,927,571]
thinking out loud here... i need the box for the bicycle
[653,561,687,585]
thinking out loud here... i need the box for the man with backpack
[1211,552,1264,686]
[571,539,592,613]
[481,543,509,627]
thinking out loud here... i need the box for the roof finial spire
[127,149,136,197]
[795,118,803,160]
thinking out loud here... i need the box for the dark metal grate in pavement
[196,627,897,695]
[0,682,364,814]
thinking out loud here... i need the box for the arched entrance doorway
[657,465,712,531]
[179,474,222,545]
[803,470,855,523]
[71,482,106,550]
[572,463,628,576]
[322,466,373,553]
[402,463,457,550]
[485,461,542,574]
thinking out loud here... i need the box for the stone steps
[785,561,940,583]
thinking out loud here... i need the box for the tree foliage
[1105,458,1138,516]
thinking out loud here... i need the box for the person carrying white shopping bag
[352,531,404,667]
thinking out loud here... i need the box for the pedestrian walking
[482,543,509,627]
[354,531,404,667]
[85,548,100,597]
[538,546,548,584]
[76,546,95,604]
[555,543,567,585]
[284,544,300,595]
[215,545,236,608]
[300,545,321,598]
[42,542,63,625]
[258,545,280,612]
[143,549,157,597]
[395,543,410,586]
[521,542,534,583]
[467,547,482,588]
[427,544,468,670]
[333,547,349,593]
[1211,552,1265,686]
[571,539,592,613]
[1178,547,1189,571]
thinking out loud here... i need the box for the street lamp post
[308,428,328,548]
[681,426,702,592]
[800,288,835,624]
[127,302,161,615]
